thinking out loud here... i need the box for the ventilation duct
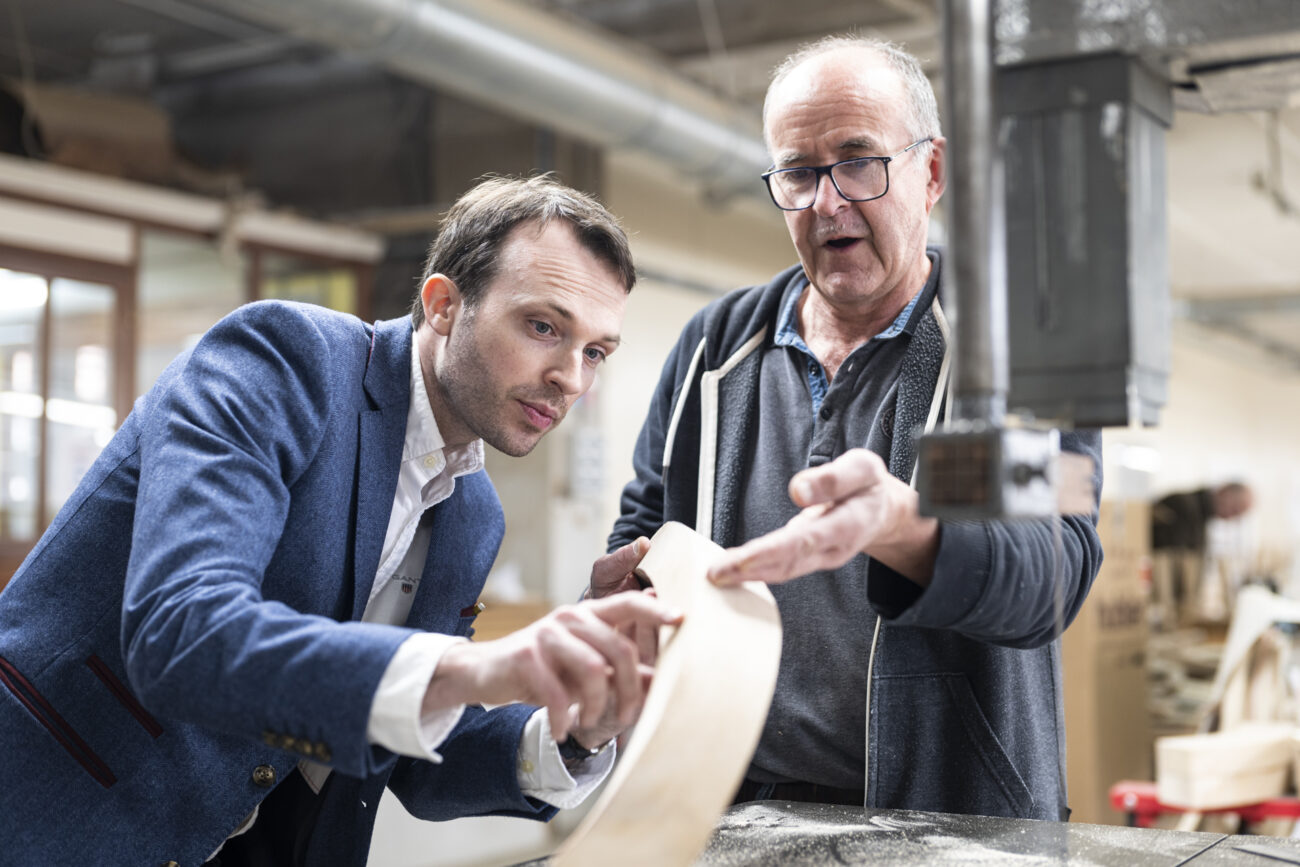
[184,0,771,202]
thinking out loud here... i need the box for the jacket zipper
[862,616,882,807]
[865,296,951,806]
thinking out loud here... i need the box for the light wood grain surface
[553,521,783,867]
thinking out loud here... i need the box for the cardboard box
[1097,500,1151,562]
[1064,499,1154,824]
[1064,630,1151,824]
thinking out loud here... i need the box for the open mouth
[826,237,859,249]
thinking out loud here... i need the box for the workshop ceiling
[522,0,940,104]
[0,0,941,111]
[3,0,1300,370]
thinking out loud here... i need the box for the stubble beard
[437,316,552,459]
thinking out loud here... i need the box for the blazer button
[252,764,277,788]
[160,862,180,867]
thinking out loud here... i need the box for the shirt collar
[774,250,939,348]
[407,328,484,474]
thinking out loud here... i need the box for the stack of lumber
[1156,722,1296,810]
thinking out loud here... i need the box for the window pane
[0,270,45,540]
[137,231,245,397]
[260,250,359,314]
[46,278,115,525]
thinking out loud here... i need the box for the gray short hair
[763,35,942,155]
[412,174,635,326]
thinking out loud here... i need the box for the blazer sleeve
[120,302,412,778]
[866,428,1106,649]
[385,704,556,821]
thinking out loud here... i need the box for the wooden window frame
[0,241,135,582]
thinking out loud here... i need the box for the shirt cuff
[366,632,468,761]
[516,710,616,810]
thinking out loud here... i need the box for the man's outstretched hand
[424,593,682,743]
[706,448,940,588]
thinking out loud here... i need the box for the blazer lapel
[405,470,503,634]
[351,318,413,622]
[406,492,456,632]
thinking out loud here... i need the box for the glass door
[0,270,47,541]
[45,278,118,526]
[0,264,128,589]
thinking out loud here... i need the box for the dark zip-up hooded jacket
[609,255,1104,821]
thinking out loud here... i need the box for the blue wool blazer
[0,302,548,867]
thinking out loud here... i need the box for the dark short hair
[411,174,635,326]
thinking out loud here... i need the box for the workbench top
[702,802,1298,866]
[522,801,1300,865]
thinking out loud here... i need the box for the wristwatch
[557,734,613,763]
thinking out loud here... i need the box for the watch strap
[558,734,612,762]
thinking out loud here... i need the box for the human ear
[924,136,948,210]
[421,274,461,336]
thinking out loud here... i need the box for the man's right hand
[423,593,682,743]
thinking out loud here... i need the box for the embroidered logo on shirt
[393,572,421,596]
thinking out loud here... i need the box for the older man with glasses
[590,36,1102,821]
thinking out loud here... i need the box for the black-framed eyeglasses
[760,138,933,211]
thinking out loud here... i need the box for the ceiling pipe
[180,0,771,202]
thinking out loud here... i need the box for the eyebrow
[544,301,621,346]
[838,136,879,153]
[775,137,882,168]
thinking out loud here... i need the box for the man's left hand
[706,448,940,587]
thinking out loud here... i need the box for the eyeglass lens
[769,158,888,209]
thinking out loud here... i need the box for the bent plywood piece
[1206,585,1300,726]
[553,521,783,867]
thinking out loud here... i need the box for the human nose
[810,170,848,217]
[546,350,585,396]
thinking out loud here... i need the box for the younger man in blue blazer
[0,175,677,866]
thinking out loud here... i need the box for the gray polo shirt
[739,253,940,788]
